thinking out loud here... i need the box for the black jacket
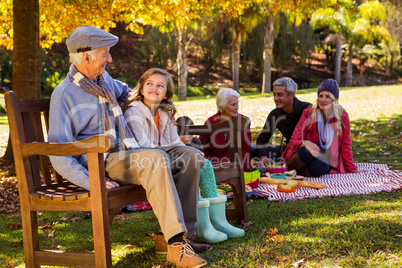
[256,97,311,157]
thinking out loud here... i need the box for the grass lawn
[0,85,401,267]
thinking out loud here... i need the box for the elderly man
[48,25,207,268]
[255,77,311,167]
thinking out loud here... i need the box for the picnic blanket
[121,163,401,211]
[253,163,402,201]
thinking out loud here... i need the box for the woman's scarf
[67,64,139,150]
[317,111,335,150]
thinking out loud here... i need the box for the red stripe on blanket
[253,163,402,201]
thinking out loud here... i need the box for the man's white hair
[273,77,298,94]
[216,87,240,112]
[69,49,99,65]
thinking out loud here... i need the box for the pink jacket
[282,107,357,174]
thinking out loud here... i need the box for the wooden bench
[5,91,249,267]
[178,117,250,223]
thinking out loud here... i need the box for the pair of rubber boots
[195,194,245,243]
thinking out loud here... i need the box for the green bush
[42,71,65,97]
[113,76,137,89]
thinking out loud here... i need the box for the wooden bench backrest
[178,115,250,164]
[5,92,62,194]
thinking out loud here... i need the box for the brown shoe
[155,233,168,254]
[167,241,207,268]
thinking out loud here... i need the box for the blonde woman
[282,79,357,177]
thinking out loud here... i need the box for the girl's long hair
[310,92,344,136]
[123,68,177,119]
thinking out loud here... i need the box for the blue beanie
[317,79,339,100]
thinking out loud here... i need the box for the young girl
[123,68,244,244]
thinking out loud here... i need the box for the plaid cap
[66,25,118,53]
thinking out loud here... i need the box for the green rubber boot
[195,198,228,243]
[208,195,245,238]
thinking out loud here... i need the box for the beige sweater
[124,101,185,148]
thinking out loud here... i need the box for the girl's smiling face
[141,73,168,110]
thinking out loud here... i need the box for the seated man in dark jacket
[254,77,311,167]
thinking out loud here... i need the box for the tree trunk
[13,0,41,99]
[262,15,275,94]
[3,0,41,163]
[231,27,241,92]
[2,137,13,163]
[346,43,353,87]
[334,35,342,85]
[177,25,188,101]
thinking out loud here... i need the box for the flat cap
[66,25,118,53]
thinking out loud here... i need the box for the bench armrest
[21,135,114,157]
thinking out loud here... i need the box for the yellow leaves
[359,0,386,22]
[0,0,13,49]
[262,227,287,243]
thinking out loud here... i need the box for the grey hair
[216,87,240,112]
[273,77,298,94]
[69,49,99,65]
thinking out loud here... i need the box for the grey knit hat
[66,25,118,53]
[317,79,339,100]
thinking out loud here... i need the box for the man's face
[273,86,294,111]
[87,48,112,80]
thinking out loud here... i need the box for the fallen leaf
[241,220,254,228]
[6,257,16,267]
[113,220,124,226]
[145,233,157,238]
[40,230,55,238]
[116,214,127,221]
[122,245,136,249]
[51,239,61,249]
[70,217,80,223]
[5,215,19,219]
[8,222,22,229]
[59,217,69,222]
[266,228,278,236]
[291,258,305,267]
[12,240,23,246]
[395,234,402,237]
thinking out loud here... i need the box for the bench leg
[88,153,113,268]
[21,209,40,268]
[227,178,248,224]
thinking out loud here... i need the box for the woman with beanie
[282,79,358,177]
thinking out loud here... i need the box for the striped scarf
[67,64,139,150]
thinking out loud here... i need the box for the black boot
[286,151,307,172]
[297,166,311,177]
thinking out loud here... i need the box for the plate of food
[284,170,305,180]
[266,162,288,174]
[277,181,297,193]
